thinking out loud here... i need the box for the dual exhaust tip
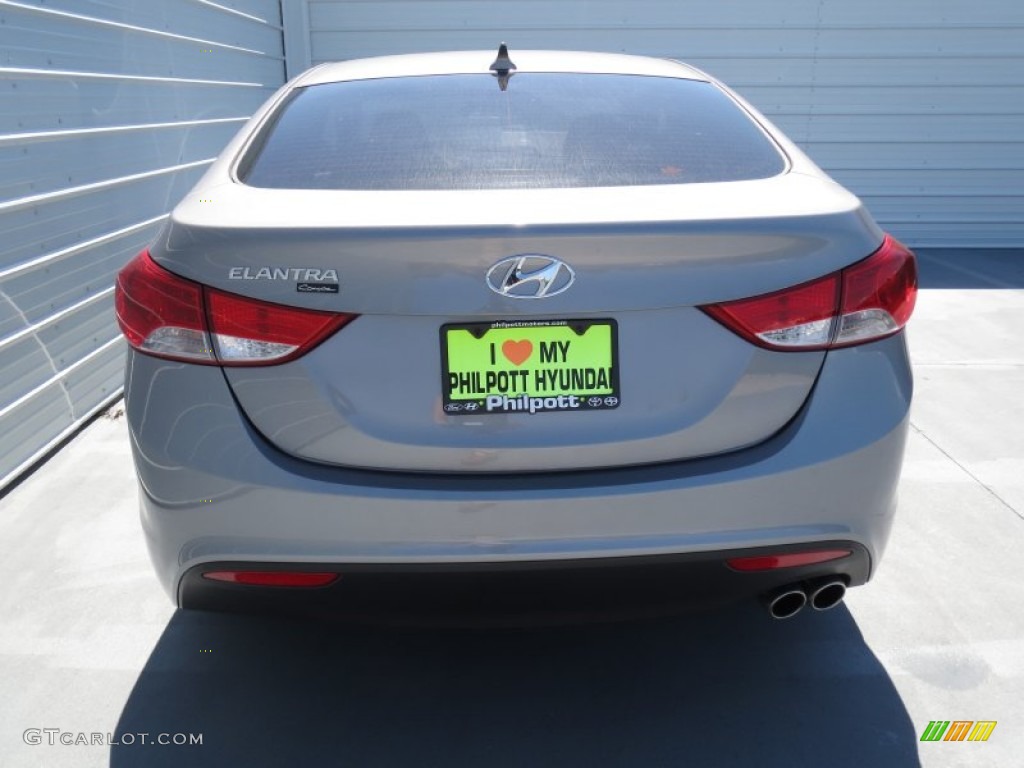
[763,578,847,619]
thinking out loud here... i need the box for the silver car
[115,47,917,620]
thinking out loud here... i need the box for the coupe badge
[485,255,575,299]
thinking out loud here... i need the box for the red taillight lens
[202,570,339,587]
[833,235,918,348]
[206,288,354,365]
[115,248,214,363]
[726,549,852,572]
[701,235,917,351]
[114,250,356,365]
[702,273,841,350]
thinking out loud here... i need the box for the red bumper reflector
[726,549,852,572]
[202,571,339,587]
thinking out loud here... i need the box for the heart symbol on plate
[502,340,533,366]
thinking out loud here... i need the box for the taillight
[115,250,214,363]
[833,236,918,348]
[702,273,840,350]
[115,250,356,365]
[702,235,917,351]
[206,288,353,364]
[202,571,339,587]
[726,549,852,572]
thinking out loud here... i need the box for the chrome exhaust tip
[764,586,807,619]
[808,579,847,611]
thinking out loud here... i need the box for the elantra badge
[228,266,339,293]
[485,255,575,299]
[228,267,339,282]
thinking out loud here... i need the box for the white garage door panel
[0,299,119,420]
[0,0,287,489]
[310,1,814,30]
[3,4,284,84]
[864,196,1022,219]
[304,0,1024,249]
[0,78,279,134]
[311,0,1021,29]
[885,222,1022,247]
[690,59,1024,89]
[0,393,74,483]
[1,184,187,280]
[803,114,1024,144]
[0,121,241,204]
[835,169,1024,197]
[816,0,1018,25]
[743,86,1024,117]
[313,28,1024,62]
[2,234,144,336]
[0,341,52,410]
[62,341,126,419]
[34,0,284,50]
[809,142,1023,171]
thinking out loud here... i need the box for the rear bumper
[179,543,871,620]
[126,333,912,607]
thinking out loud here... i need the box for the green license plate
[441,319,619,415]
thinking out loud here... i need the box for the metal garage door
[0,0,286,489]
[291,0,1024,248]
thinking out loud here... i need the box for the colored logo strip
[920,721,996,742]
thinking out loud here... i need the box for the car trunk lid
[150,176,882,472]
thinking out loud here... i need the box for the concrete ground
[0,250,1022,767]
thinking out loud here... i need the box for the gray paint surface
[0,0,286,489]
[300,0,1024,247]
[221,309,826,472]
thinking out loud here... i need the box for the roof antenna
[489,42,516,91]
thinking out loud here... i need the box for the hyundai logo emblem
[485,255,575,299]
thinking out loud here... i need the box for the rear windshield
[239,73,786,190]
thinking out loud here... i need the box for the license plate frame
[440,318,620,415]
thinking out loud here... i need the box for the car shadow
[110,602,920,767]
[916,248,1024,289]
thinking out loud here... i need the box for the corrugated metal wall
[301,0,1024,248]
[0,0,285,489]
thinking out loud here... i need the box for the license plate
[441,319,619,415]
